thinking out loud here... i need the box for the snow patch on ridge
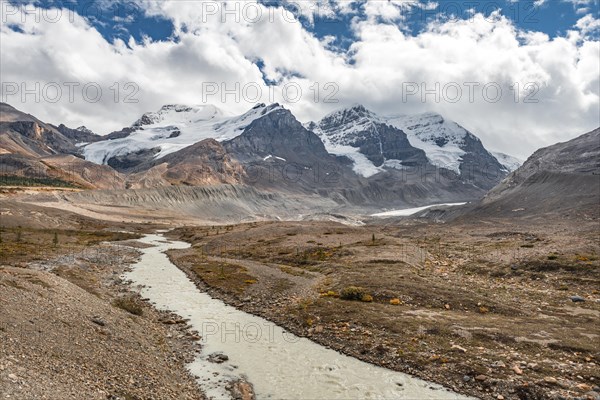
[310,121,383,178]
[310,105,473,176]
[491,151,523,172]
[385,113,467,174]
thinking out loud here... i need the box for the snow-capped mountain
[307,105,427,178]
[310,105,510,189]
[83,103,282,166]
[385,112,470,174]
[2,101,517,207]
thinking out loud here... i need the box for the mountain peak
[132,104,224,127]
[347,103,369,113]
[76,126,94,134]
[252,102,284,114]
[324,104,378,120]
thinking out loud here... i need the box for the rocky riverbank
[0,229,205,399]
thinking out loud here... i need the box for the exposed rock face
[457,132,507,190]
[0,103,79,157]
[0,103,124,189]
[224,108,331,164]
[127,139,244,188]
[313,105,508,191]
[476,128,600,217]
[107,147,162,171]
[54,124,102,144]
[314,105,427,168]
[0,120,77,157]
[223,107,365,197]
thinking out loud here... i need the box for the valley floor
[1,194,599,400]
[166,218,600,400]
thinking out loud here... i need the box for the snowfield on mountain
[83,103,283,165]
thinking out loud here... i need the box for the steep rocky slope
[0,103,77,157]
[126,139,244,188]
[476,128,600,218]
[0,103,125,189]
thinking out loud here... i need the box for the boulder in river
[208,352,229,364]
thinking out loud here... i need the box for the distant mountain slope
[476,128,600,218]
[0,103,125,189]
[0,102,77,157]
[1,102,524,209]
[311,105,509,191]
[53,124,102,145]
[386,112,507,189]
[307,105,428,178]
[222,106,368,197]
[490,152,523,172]
[126,139,244,189]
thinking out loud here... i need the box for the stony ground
[0,225,206,400]
[168,217,600,400]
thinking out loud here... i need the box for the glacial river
[124,233,473,400]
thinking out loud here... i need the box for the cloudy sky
[1,0,599,158]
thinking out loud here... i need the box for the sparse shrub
[244,279,257,284]
[478,306,489,314]
[113,296,144,316]
[361,294,373,302]
[53,232,58,247]
[390,298,401,305]
[547,254,558,260]
[340,286,366,301]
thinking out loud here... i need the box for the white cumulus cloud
[0,0,598,159]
